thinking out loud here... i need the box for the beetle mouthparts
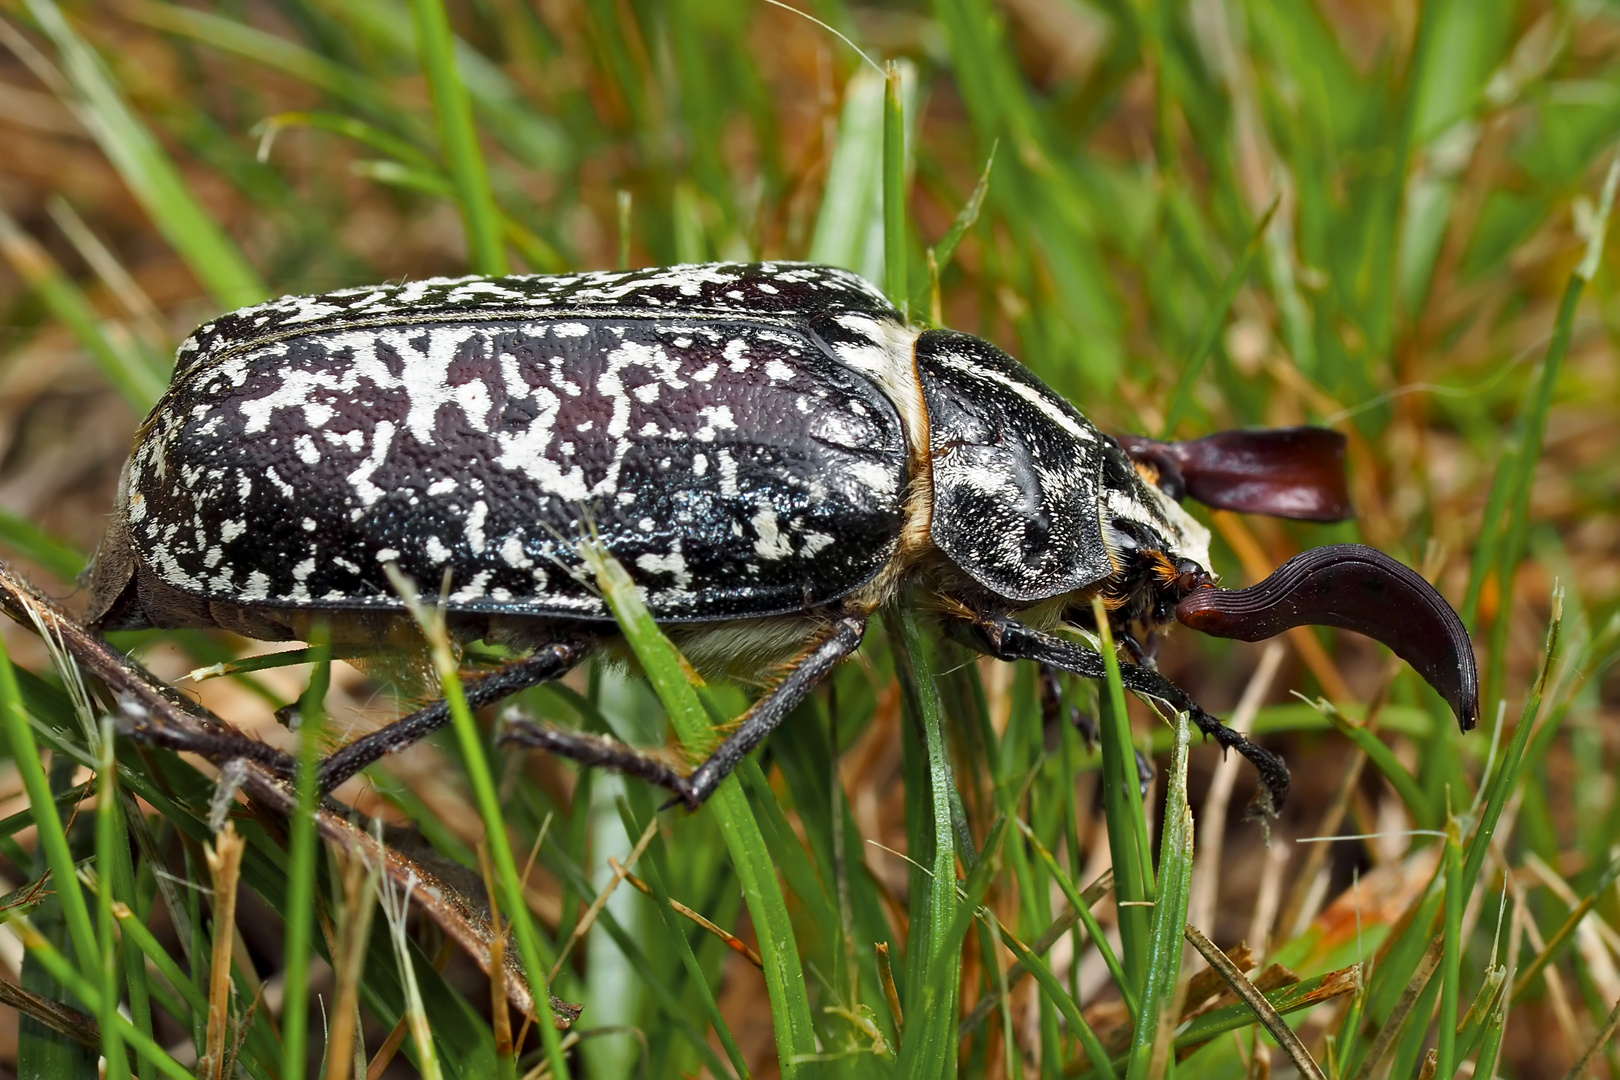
[1174,544,1479,732]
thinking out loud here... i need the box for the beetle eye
[1174,559,1211,595]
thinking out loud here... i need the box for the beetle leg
[678,616,867,809]
[499,721,696,795]
[947,614,1288,816]
[501,617,867,810]
[315,639,593,794]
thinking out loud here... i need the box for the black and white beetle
[86,262,1478,814]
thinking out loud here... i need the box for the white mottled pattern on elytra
[130,263,914,619]
[823,314,928,460]
[347,420,395,507]
[750,501,791,560]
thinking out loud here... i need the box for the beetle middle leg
[503,615,867,810]
[949,614,1288,815]
[315,638,595,794]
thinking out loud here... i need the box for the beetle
[86,261,1478,814]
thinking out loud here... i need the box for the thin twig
[611,858,763,969]
[1185,923,1328,1080]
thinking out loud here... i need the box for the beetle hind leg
[950,613,1288,816]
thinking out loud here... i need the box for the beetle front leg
[948,614,1288,816]
[502,616,867,811]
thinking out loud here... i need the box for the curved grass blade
[19,0,267,308]
[583,543,816,1076]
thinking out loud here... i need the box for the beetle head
[1093,483,1219,639]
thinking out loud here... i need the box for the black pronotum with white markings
[88,262,1480,813]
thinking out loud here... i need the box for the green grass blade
[1093,596,1152,989]
[409,0,507,276]
[1126,711,1193,1080]
[113,903,208,1020]
[0,205,166,410]
[1475,155,1618,702]
[280,625,330,1080]
[889,606,962,1078]
[127,2,417,126]
[384,574,570,1079]
[21,0,267,308]
[95,715,129,1080]
[1462,590,1562,890]
[13,919,195,1080]
[0,633,97,973]
[883,61,907,317]
[932,143,995,276]
[255,111,439,172]
[1436,816,1463,1079]
[810,66,884,273]
[1313,697,1433,825]
[1160,196,1279,438]
[0,509,87,583]
[1013,819,1135,1018]
[990,906,1114,1075]
[583,544,816,1076]
[615,795,750,1080]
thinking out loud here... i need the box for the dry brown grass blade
[202,822,245,1080]
[477,840,515,1060]
[876,941,903,1034]
[325,852,379,1080]
[0,558,580,1026]
[0,977,100,1050]
[1350,935,1443,1080]
[612,857,764,969]
[1184,923,1327,1080]
[1180,942,1256,1020]
[1560,993,1620,1080]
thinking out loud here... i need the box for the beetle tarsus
[948,614,1289,815]
[499,720,695,798]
